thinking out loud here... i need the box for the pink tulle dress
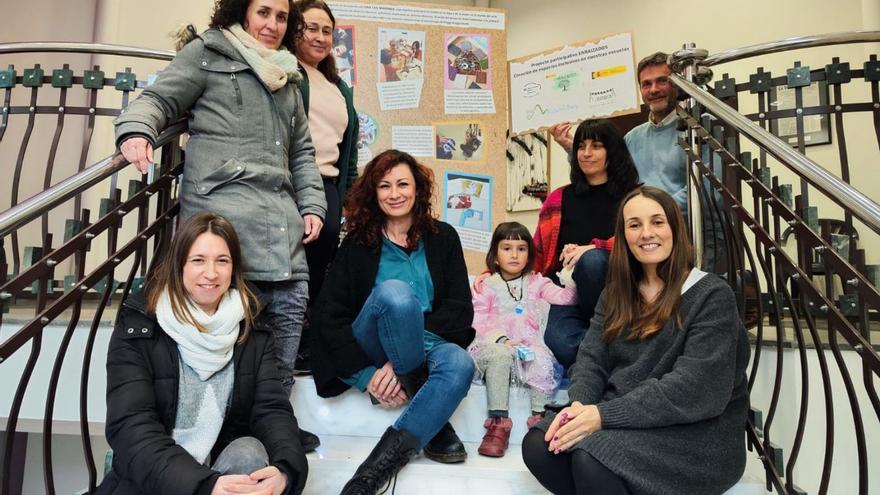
[469,272,577,394]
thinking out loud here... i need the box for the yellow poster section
[328,0,509,274]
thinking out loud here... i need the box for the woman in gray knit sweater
[523,186,750,495]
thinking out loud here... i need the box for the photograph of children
[377,28,425,82]
[444,34,491,90]
[434,122,485,163]
[332,25,356,87]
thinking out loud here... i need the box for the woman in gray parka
[116,0,326,451]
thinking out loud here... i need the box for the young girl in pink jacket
[469,222,577,458]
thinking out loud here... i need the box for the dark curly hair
[209,0,303,50]
[292,0,340,83]
[344,149,437,251]
[569,119,640,200]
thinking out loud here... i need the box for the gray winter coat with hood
[115,28,326,282]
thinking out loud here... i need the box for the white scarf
[222,24,301,91]
[156,288,245,380]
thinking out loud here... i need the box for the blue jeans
[352,280,474,447]
[252,280,309,395]
[545,249,609,370]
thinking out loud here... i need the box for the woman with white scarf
[115,0,326,452]
[99,213,308,495]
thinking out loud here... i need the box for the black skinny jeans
[522,428,631,495]
[305,177,341,302]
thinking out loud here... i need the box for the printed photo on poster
[376,28,426,110]
[356,112,379,166]
[506,130,549,212]
[333,25,357,87]
[445,34,490,90]
[378,28,425,82]
[434,122,485,163]
[444,171,493,252]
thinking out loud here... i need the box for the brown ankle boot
[477,417,512,457]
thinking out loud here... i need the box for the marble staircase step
[305,435,546,494]
[294,376,769,495]
[292,375,568,445]
[304,435,769,495]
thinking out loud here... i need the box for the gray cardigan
[541,272,750,495]
[115,29,326,282]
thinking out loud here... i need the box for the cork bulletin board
[327,1,509,274]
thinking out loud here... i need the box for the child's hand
[472,271,491,294]
[559,244,595,269]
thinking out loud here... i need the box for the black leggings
[522,428,632,495]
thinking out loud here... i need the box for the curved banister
[669,73,880,237]
[0,41,175,61]
[0,121,188,237]
[701,30,880,66]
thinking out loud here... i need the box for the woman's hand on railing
[119,136,154,174]
[544,401,602,453]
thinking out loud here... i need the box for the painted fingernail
[561,412,568,419]
[552,436,558,441]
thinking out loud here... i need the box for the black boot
[340,427,421,495]
[423,422,467,463]
[395,362,429,399]
[299,428,320,453]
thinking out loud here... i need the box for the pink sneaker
[527,413,543,429]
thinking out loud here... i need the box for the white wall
[497,0,878,245]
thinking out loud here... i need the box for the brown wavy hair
[209,0,304,50]
[146,212,260,343]
[292,0,340,83]
[344,149,437,251]
[602,187,694,342]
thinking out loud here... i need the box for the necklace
[502,273,524,302]
[382,227,408,247]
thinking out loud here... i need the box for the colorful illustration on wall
[444,171,493,252]
[444,34,491,90]
[506,130,549,212]
[333,25,357,87]
[433,122,485,163]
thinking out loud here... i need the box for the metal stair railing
[669,32,880,495]
[0,42,184,495]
